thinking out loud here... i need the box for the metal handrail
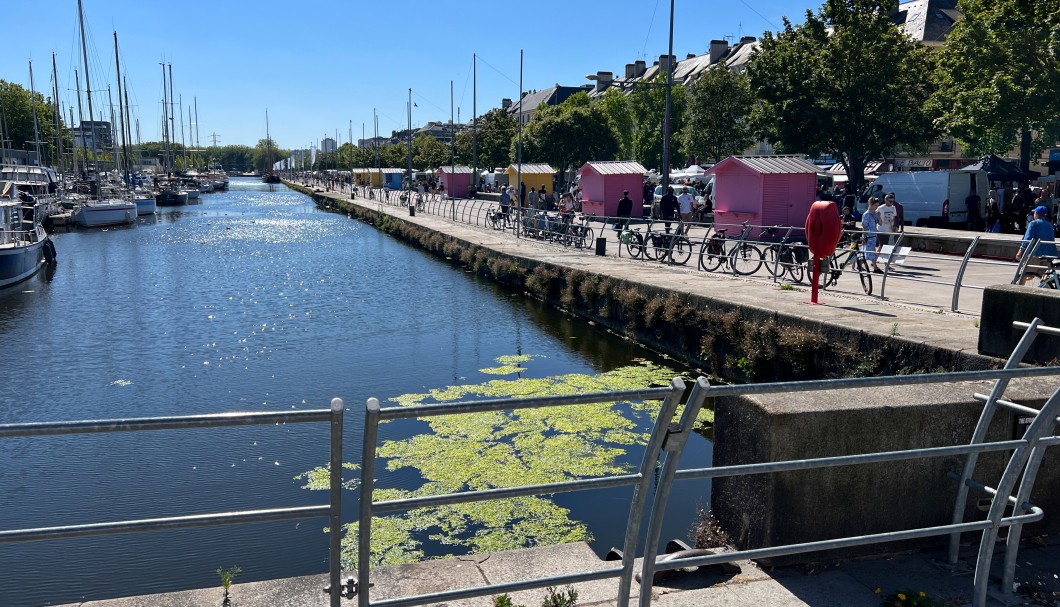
[356,347,1060,607]
[0,399,347,607]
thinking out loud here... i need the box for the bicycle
[698,222,762,275]
[761,226,806,283]
[621,219,651,259]
[568,214,595,249]
[818,233,873,295]
[485,206,511,230]
[647,220,692,265]
[1036,256,1060,289]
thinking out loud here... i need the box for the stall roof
[437,165,473,174]
[709,155,820,175]
[507,163,556,174]
[581,161,648,175]
[960,154,1039,182]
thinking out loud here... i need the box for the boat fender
[43,240,57,265]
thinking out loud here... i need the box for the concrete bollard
[595,237,606,256]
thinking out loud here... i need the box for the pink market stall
[436,165,473,197]
[706,155,819,228]
[577,161,648,218]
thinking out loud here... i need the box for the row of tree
[3,0,1057,192]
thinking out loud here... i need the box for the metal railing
[0,399,349,607]
[357,319,1060,607]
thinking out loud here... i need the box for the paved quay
[305,185,1010,359]
[60,538,1060,606]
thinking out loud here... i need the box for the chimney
[709,39,729,63]
[501,98,512,109]
[625,63,635,78]
[521,91,529,99]
[686,53,697,60]
[634,60,646,77]
[594,71,613,93]
[740,36,757,44]
[659,54,676,74]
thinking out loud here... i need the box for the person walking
[1016,205,1058,273]
[614,190,633,231]
[876,193,900,251]
[677,187,695,228]
[862,198,882,273]
[984,194,1001,233]
[660,186,679,233]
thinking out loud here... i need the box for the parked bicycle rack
[356,318,1060,607]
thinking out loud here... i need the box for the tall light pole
[661,0,675,190]
[407,88,413,194]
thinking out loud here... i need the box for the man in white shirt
[877,193,899,250]
[677,187,695,230]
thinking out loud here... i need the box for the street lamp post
[661,0,675,191]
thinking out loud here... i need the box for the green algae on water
[300,356,712,568]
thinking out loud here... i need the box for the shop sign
[895,158,934,168]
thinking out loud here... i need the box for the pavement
[59,537,1060,606]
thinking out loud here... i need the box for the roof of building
[710,155,820,175]
[580,161,648,176]
[890,0,960,45]
[437,165,473,174]
[507,163,556,174]
[507,86,588,116]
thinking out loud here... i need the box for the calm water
[0,179,710,606]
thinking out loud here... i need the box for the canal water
[0,179,711,607]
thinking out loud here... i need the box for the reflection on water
[0,178,710,607]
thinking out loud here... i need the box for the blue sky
[2,0,814,150]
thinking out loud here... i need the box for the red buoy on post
[804,200,843,304]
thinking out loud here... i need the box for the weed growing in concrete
[974,319,980,328]
[691,508,731,549]
[890,323,900,336]
[216,566,241,605]
[875,587,942,607]
[779,283,795,291]
[494,586,578,607]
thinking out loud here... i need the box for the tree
[0,80,70,167]
[930,0,1060,165]
[681,65,755,163]
[627,74,688,172]
[474,108,517,170]
[451,128,473,166]
[252,138,288,172]
[412,134,449,170]
[748,0,938,192]
[520,92,618,177]
[594,88,635,160]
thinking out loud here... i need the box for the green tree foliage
[381,143,409,169]
[452,128,473,167]
[0,80,70,167]
[748,0,938,192]
[627,74,688,172]
[594,88,635,160]
[931,0,1060,159]
[475,108,518,170]
[252,138,288,172]
[681,65,755,163]
[413,133,450,170]
[520,92,618,176]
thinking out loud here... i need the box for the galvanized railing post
[1011,238,1039,284]
[877,231,906,299]
[615,378,687,607]
[329,397,344,607]
[358,398,381,607]
[948,318,1042,565]
[951,236,980,312]
[637,377,711,607]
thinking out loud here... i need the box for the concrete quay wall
[296,184,1058,561]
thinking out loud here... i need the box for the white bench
[877,245,911,266]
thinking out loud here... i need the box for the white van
[858,170,988,227]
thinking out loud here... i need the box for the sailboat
[262,109,280,184]
[69,0,137,228]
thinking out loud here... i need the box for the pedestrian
[840,205,857,231]
[660,186,679,233]
[528,187,538,210]
[500,186,511,218]
[1016,205,1058,273]
[614,189,633,231]
[677,186,695,230]
[520,182,526,207]
[862,197,882,273]
[965,187,982,231]
[876,192,900,251]
[984,194,1001,233]
[538,186,548,210]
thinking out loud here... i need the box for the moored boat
[155,185,189,206]
[133,189,156,215]
[71,198,138,227]
[0,182,56,287]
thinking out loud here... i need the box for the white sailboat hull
[72,200,138,227]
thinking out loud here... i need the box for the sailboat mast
[108,87,119,175]
[179,94,187,168]
[265,108,272,175]
[160,63,169,173]
[167,65,176,166]
[51,53,64,175]
[28,61,42,165]
[77,0,98,176]
[74,70,88,178]
[194,96,200,150]
[113,31,130,183]
[123,76,134,176]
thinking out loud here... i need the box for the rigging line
[412,90,446,115]
[640,0,661,61]
[738,0,779,30]
[458,56,472,115]
[474,54,518,87]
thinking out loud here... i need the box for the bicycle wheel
[816,257,839,290]
[625,232,645,258]
[698,240,725,272]
[671,237,692,265]
[763,245,784,278]
[578,227,594,249]
[485,212,498,230]
[785,251,805,283]
[730,243,764,275]
[856,256,873,295]
[650,235,672,261]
